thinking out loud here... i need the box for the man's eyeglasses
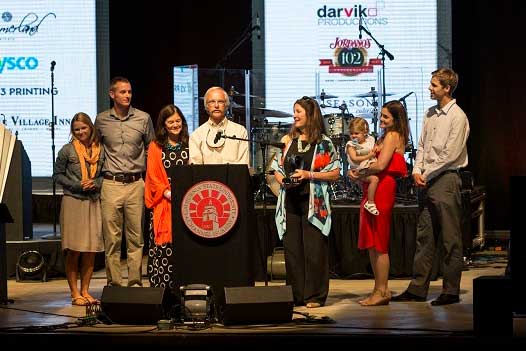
[206,100,227,106]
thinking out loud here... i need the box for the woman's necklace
[297,137,311,153]
[166,141,181,152]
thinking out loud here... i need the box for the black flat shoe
[391,290,427,302]
[430,294,459,306]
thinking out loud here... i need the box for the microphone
[398,92,414,102]
[50,61,56,72]
[255,14,261,40]
[214,131,223,144]
[359,16,363,39]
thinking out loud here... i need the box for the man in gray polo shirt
[95,76,155,287]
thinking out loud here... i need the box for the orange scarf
[144,142,172,245]
[72,139,100,180]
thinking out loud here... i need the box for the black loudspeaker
[511,176,526,314]
[222,285,293,325]
[473,275,512,336]
[101,286,172,325]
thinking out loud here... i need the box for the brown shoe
[306,302,321,308]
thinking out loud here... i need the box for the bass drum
[265,152,281,197]
[323,113,352,140]
[252,123,290,174]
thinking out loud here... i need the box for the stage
[1,252,522,348]
[2,188,514,348]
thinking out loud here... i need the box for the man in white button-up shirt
[392,68,469,306]
[189,87,249,166]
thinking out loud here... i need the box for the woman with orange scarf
[53,112,104,306]
[144,104,189,291]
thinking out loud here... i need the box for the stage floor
[2,251,523,348]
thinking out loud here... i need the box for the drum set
[232,87,416,204]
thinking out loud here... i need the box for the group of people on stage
[53,67,469,310]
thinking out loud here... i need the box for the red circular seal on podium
[181,181,239,239]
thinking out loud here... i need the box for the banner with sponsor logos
[0,0,97,177]
[263,0,442,145]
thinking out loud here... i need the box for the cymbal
[320,104,340,109]
[230,101,244,108]
[310,93,338,99]
[354,113,374,119]
[354,91,395,98]
[230,93,262,98]
[251,108,292,118]
[227,88,261,99]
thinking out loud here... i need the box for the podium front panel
[170,165,255,305]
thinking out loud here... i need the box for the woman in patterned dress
[271,96,340,308]
[144,104,189,293]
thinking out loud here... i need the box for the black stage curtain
[254,204,419,281]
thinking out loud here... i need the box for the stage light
[180,284,212,325]
[16,250,47,282]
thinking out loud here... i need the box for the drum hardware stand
[369,87,380,139]
[319,89,327,108]
[256,138,284,286]
[399,94,416,173]
[226,86,236,120]
[398,96,417,202]
[219,133,284,286]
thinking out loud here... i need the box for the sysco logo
[0,56,39,73]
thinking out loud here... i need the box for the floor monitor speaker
[101,286,171,325]
[222,285,293,325]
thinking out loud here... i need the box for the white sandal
[364,201,379,216]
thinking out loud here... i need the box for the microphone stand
[215,17,259,69]
[220,134,283,286]
[44,61,59,239]
[360,26,394,123]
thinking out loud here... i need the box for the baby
[346,118,380,215]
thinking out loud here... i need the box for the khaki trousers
[101,178,145,287]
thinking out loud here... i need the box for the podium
[170,165,255,308]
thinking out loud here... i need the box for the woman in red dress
[348,100,409,306]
